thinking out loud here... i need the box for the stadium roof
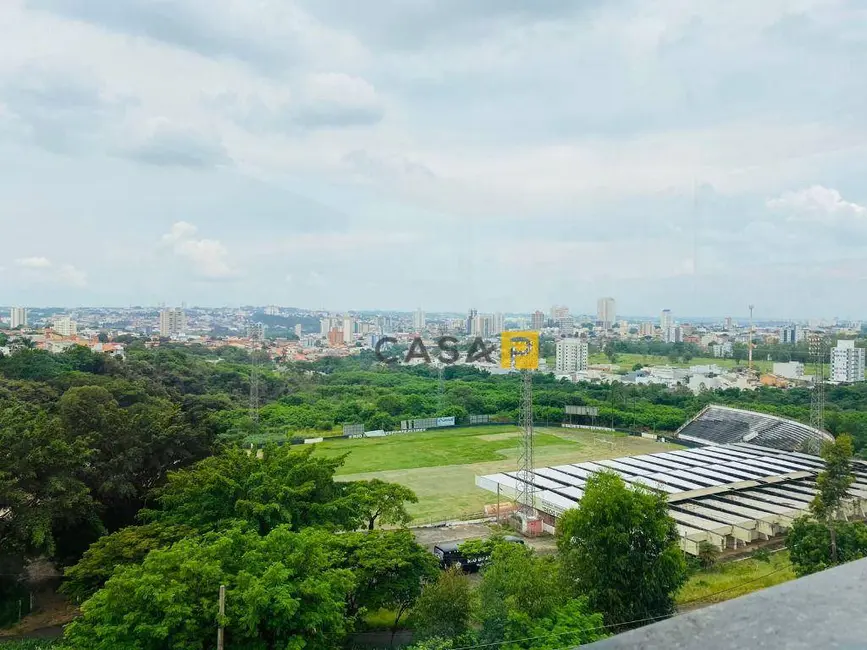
[674,404,832,452]
[476,442,867,555]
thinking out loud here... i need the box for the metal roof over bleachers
[675,404,832,451]
[475,442,867,555]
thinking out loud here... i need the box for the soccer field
[314,425,681,522]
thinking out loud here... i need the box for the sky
[1,0,866,318]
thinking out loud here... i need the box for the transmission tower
[808,333,827,453]
[515,365,536,516]
[748,304,755,371]
[249,328,261,431]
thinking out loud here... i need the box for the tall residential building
[327,327,343,346]
[640,322,655,337]
[558,315,575,335]
[724,316,733,330]
[550,305,569,321]
[342,316,355,344]
[555,338,589,373]
[294,323,303,338]
[264,305,280,316]
[10,307,27,329]
[830,340,865,383]
[159,308,186,337]
[246,322,266,340]
[53,316,77,337]
[466,308,478,335]
[664,325,683,344]
[531,310,545,331]
[413,308,426,331]
[491,312,505,335]
[781,325,802,344]
[596,297,616,329]
[660,309,673,331]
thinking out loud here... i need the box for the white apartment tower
[53,316,77,337]
[413,308,426,331]
[159,308,186,337]
[491,312,505,335]
[597,297,616,329]
[830,340,865,383]
[640,322,655,337]
[660,309,673,331]
[555,338,589,373]
[342,316,355,344]
[10,307,27,329]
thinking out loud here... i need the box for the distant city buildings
[53,316,77,337]
[555,338,588,372]
[413,308,426,331]
[294,324,302,338]
[725,316,733,330]
[10,307,27,329]
[466,309,478,335]
[159,308,186,337]
[830,340,865,383]
[246,322,266,341]
[558,315,575,335]
[664,325,683,344]
[327,327,343,346]
[713,341,733,358]
[264,305,280,316]
[640,322,655,338]
[531,310,545,331]
[550,305,569,321]
[781,325,804,344]
[491,312,505,335]
[596,297,616,329]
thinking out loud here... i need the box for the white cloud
[767,185,867,219]
[161,221,238,280]
[15,256,53,268]
[57,263,87,287]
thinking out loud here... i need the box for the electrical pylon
[515,359,535,515]
[808,333,827,454]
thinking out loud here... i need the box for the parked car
[433,535,525,571]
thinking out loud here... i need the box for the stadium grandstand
[476,442,867,556]
[674,404,832,451]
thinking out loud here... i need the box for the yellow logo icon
[500,331,539,370]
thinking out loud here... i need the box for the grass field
[315,425,681,522]
[586,352,774,373]
[676,550,794,607]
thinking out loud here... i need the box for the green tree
[557,471,687,627]
[412,567,474,641]
[61,522,192,602]
[335,530,439,633]
[64,526,354,650]
[346,479,418,530]
[810,434,855,563]
[788,518,867,577]
[142,445,358,534]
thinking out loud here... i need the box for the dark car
[433,535,525,571]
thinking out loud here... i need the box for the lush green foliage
[64,526,354,650]
[788,518,867,577]
[344,479,418,530]
[557,472,688,628]
[411,567,474,641]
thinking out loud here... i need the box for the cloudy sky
[1,0,866,318]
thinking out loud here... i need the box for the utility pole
[748,304,755,371]
[217,584,226,650]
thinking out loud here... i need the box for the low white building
[773,361,805,380]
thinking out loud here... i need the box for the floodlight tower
[808,333,827,453]
[514,353,536,515]
[748,304,755,371]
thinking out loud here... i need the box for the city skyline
[2,2,867,315]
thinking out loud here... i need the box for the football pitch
[314,425,682,522]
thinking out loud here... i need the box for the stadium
[476,406,867,555]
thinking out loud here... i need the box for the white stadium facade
[476,406,867,555]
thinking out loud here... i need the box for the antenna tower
[249,326,261,431]
[515,364,535,515]
[748,304,755,371]
[808,333,827,453]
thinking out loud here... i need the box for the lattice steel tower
[515,367,535,515]
[808,333,827,454]
[249,328,262,431]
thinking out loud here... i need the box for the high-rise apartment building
[724,316,733,330]
[550,305,569,321]
[342,316,355,344]
[781,325,803,344]
[413,308,426,331]
[466,309,478,335]
[531,310,545,331]
[159,308,186,337]
[558,315,575,335]
[327,327,343,346]
[491,312,505,335]
[664,325,683,344]
[660,309,673,331]
[246,322,266,340]
[53,316,77,337]
[597,297,616,329]
[640,322,655,338]
[555,338,589,373]
[830,340,865,383]
[10,307,27,329]
[294,323,303,338]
